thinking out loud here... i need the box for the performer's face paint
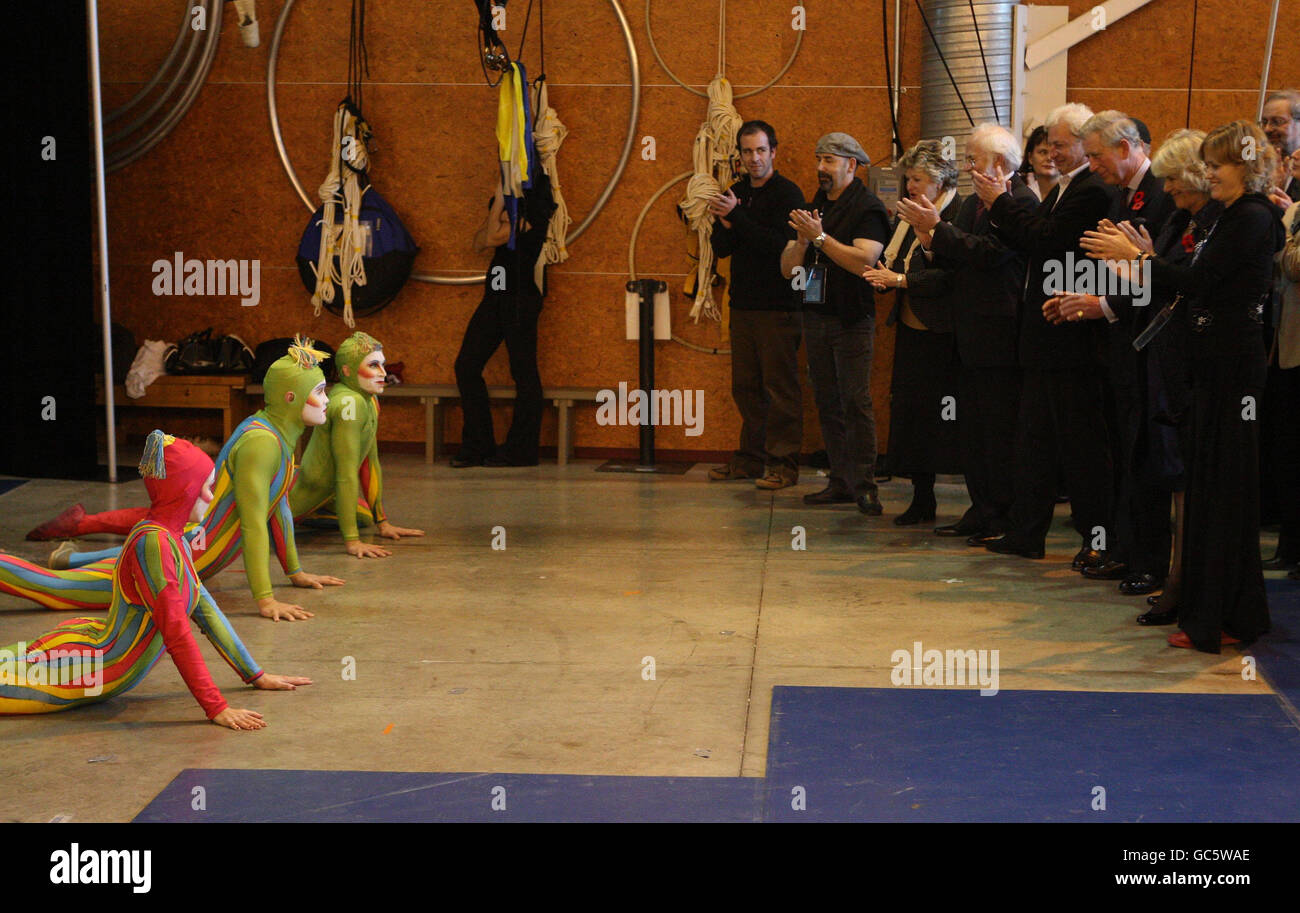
[301,382,330,426]
[189,470,216,524]
[356,351,387,395]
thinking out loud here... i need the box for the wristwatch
[812,232,827,249]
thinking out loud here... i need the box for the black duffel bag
[165,328,254,375]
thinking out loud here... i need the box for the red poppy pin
[1131,190,1146,211]
[1181,232,1196,253]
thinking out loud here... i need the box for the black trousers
[1112,382,1174,578]
[1008,367,1113,550]
[729,309,803,475]
[958,365,1021,535]
[453,293,543,462]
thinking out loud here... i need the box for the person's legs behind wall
[453,296,508,466]
[496,297,544,466]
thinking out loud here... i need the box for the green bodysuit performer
[292,331,424,557]
[0,338,344,622]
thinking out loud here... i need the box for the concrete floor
[0,456,1283,822]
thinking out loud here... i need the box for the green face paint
[261,338,328,439]
[334,331,384,396]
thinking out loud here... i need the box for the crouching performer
[0,432,310,729]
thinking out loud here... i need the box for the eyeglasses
[1260,116,1294,129]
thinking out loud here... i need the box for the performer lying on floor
[27,332,424,560]
[0,338,343,621]
[0,432,310,729]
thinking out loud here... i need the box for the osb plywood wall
[98,0,1299,455]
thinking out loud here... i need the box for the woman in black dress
[862,141,963,525]
[1083,121,1286,652]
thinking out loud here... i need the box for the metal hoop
[643,0,804,100]
[267,0,641,286]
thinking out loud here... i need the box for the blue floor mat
[0,479,27,497]
[134,770,762,823]
[762,686,1300,822]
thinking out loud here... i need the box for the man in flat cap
[781,132,892,515]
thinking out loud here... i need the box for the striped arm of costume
[192,582,263,685]
[230,430,290,600]
[269,489,302,577]
[131,528,230,719]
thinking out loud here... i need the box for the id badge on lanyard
[803,256,827,305]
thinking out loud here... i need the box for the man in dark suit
[970,103,1116,564]
[896,124,1036,542]
[1050,111,1176,593]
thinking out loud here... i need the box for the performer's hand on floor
[346,539,392,559]
[377,521,425,539]
[212,707,266,731]
[253,673,312,691]
[290,570,345,589]
[257,596,316,622]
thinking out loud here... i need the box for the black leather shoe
[1262,554,1300,571]
[450,455,484,468]
[936,521,981,537]
[1071,548,1106,571]
[1136,607,1178,626]
[856,493,884,516]
[1119,573,1163,596]
[1146,594,1162,607]
[984,537,1045,559]
[894,500,936,526]
[803,486,853,505]
[1081,559,1130,580]
[966,532,1002,547]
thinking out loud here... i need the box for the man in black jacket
[899,123,1036,543]
[781,133,892,515]
[1063,111,1176,592]
[708,121,808,490]
[973,103,1117,564]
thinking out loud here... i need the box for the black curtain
[1,0,99,479]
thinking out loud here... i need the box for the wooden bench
[245,382,604,466]
[97,374,250,442]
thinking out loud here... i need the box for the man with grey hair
[1262,89,1299,204]
[898,123,1035,542]
[781,132,892,514]
[967,102,1116,566]
[1061,110,1175,593]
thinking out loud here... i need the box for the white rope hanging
[677,1,742,323]
[531,79,571,292]
[310,104,370,328]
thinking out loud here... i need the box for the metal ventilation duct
[919,0,1017,188]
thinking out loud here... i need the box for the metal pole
[1256,0,1280,121]
[893,0,902,139]
[637,279,656,468]
[87,0,117,481]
